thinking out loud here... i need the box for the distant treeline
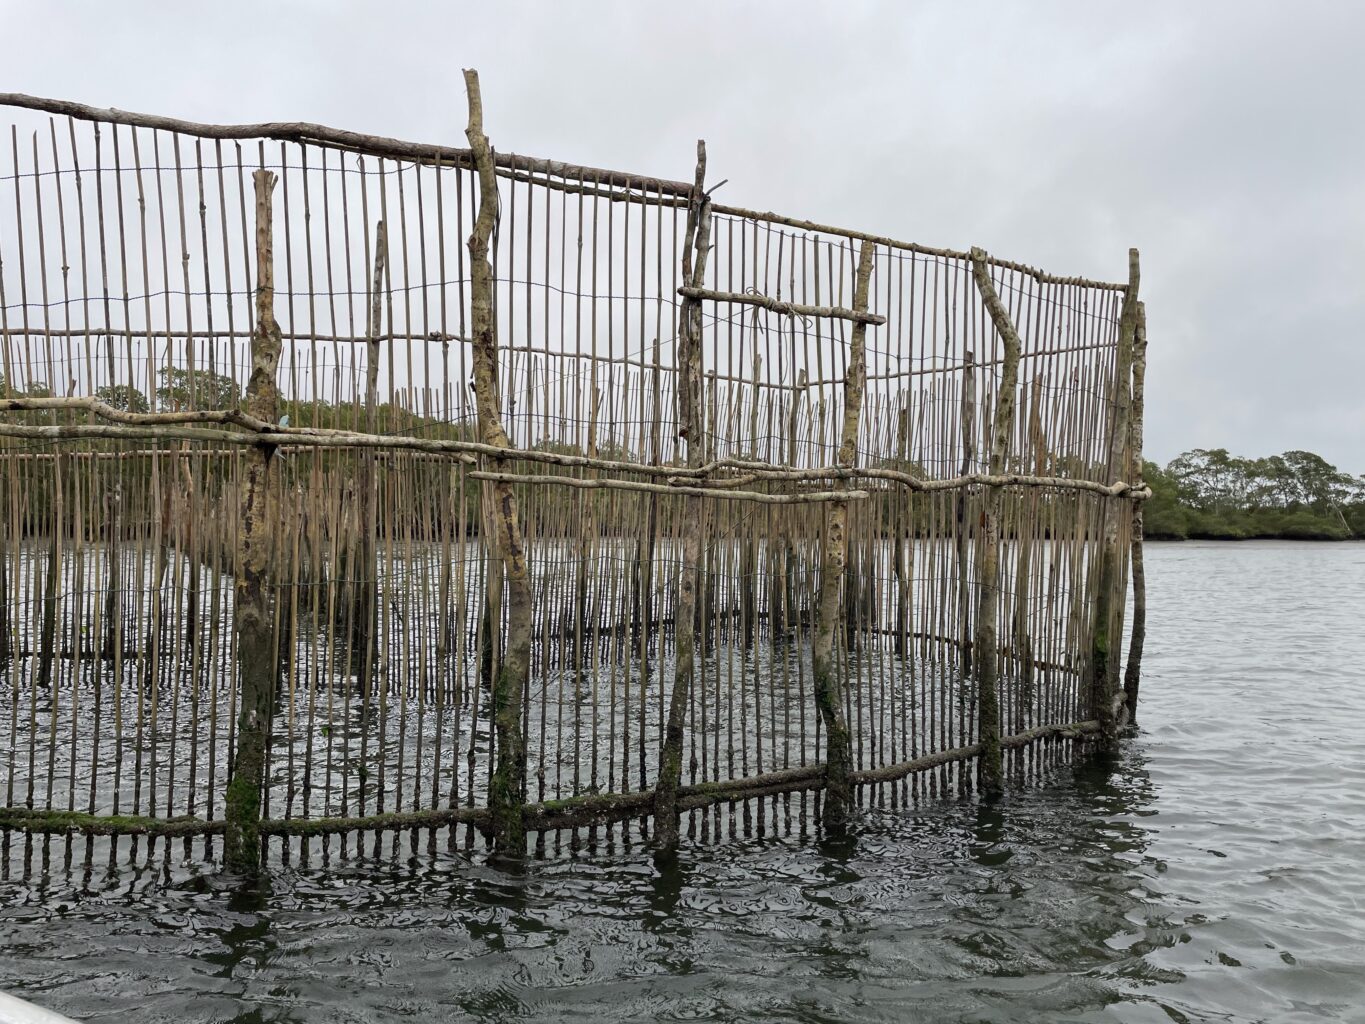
[1144,449,1365,540]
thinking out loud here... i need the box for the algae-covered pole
[464,68,532,855]
[1123,301,1148,721]
[811,240,875,831]
[654,140,709,852]
[1089,249,1139,753]
[968,248,1022,798]
[225,169,282,874]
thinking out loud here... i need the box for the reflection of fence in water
[0,76,1148,871]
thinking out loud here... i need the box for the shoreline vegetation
[1144,448,1365,541]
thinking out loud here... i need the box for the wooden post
[464,69,532,855]
[1123,301,1148,720]
[811,240,875,831]
[1089,249,1139,753]
[654,140,709,852]
[225,169,282,874]
[968,249,1023,798]
[351,220,386,683]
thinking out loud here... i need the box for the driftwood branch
[677,286,888,326]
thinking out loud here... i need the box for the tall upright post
[351,220,385,684]
[968,249,1022,798]
[1089,248,1139,753]
[811,241,875,831]
[1123,301,1148,720]
[464,69,532,855]
[654,141,709,852]
[225,169,282,874]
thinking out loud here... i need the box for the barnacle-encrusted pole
[464,69,531,854]
[1089,249,1140,753]
[1123,301,1148,720]
[654,140,709,852]
[968,248,1023,798]
[811,240,875,831]
[224,169,282,874]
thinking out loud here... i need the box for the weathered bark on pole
[1123,301,1148,720]
[811,240,876,831]
[1089,248,1139,754]
[225,169,282,874]
[464,69,531,854]
[654,140,708,852]
[351,220,385,682]
[968,248,1023,798]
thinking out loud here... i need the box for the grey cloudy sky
[5,1,1363,472]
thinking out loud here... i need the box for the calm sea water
[2,540,1363,1023]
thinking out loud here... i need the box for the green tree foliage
[1148,448,1364,540]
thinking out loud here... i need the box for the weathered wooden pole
[654,140,709,852]
[224,169,282,874]
[811,240,875,831]
[1088,248,1139,754]
[968,249,1023,798]
[1123,301,1148,721]
[464,68,532,855]
[351,220,386,684]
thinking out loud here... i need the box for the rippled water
[2,540,1363,1023]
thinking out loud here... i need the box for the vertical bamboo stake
[654,141,708,852]
[464,69,531,855]
[811,241,875,831]
[968,248,1022,797]
[1089,249,1139,753]
[1123,301,1147,720]
[353,221,386,682]
[224,169,281,874]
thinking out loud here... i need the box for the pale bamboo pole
[463,69,532,855]
[811,240,875,830]
[968,248,1023,797]
[1088,250,1139,753]
[224,170,282,874]
[654,140,709,852]
[1123,301,1148,720]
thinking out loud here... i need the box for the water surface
[3,540,1363,1023]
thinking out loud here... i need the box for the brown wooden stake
[811,240,875,831]
[463,69,532,855]
[968,248,1023,797]
[224,169,281,874]
[654,140,709,853]
[1089,249,1139,753]
[1123,301,1147,720]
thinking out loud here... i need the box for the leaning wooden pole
[225,169,282,874]
[1123,301,1148,720]
[654,140,709,852]
[968,248,1022,798]
[1088,248,1139,754]
[463,69,532,855]
[811,240,876,831]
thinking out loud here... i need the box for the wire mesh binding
[0,82,1146,872]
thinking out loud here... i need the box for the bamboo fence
[0,75,1147,874]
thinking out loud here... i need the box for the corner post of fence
[224,168,283,874]
[810,240,876,832]
[1123,300,1148,721]
[654,140,709,855]
[464,68,532,856]
[1090,248,1140,753]
[968,249,1022,798]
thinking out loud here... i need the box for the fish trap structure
[0,74,1149,873]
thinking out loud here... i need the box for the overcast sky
[4,1,1362,472]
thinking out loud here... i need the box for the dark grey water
[3,540,1363,1023]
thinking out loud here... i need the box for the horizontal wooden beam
[678,286,888,326]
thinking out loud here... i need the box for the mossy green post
[225,170,282,874]
[464,69,532,856]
